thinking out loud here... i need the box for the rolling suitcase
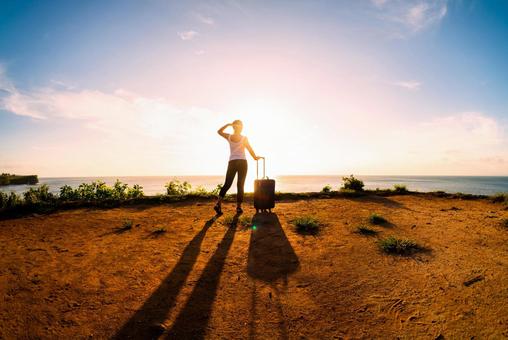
[254,157,275,213]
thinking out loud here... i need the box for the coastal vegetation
[291,216,321,235]
[340,175,364,192]
[492,193,508,204]
[321,185,332,193]
[369,213,388,225]
[0,173,38,186]
[378,236,422,255]
[0,177,505,218]
[393,184,408,193]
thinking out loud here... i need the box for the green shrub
[210,184,223,196]
[59,185,79,201]
[291,216,321,235]
[492,193,508,204]
[77,182,97,200]
[6,192,22,208]
[393,184,408,193]
[321,185,332,193]
[112,180,128,199]
[341,175,364,192]
[23,185,54,205]
[369,213,387,225]
[59,181,143,201]
[165,180,192,196]
[0,191,8,208]
[356,225,378,236]
[95,181,115,200]
[127,184,144,198]
[378,236,421,255]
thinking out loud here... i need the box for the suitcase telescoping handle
[256,157,266,179]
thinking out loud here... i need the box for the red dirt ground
[0,195,507,339]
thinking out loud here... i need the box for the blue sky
[1,0,507,176]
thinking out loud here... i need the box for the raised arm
[217,123,231,139]
[244,137,262,160]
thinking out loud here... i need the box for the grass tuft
[222,214,237,227]
[369,213,388,225]
[239,215,252,228]
[114,219,133,234]
[378,236,421,255]
[291,216,321,235]
[356,225,378,236]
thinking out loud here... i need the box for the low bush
[59,180,144,201]
[6,192,22,209]
[341,175,364,192]
[291,216,321,235]
[0,191,7,208]
[165,180,192,196]
[393,184,408,193]
[321,185,332,193]
[492,193,508,204]
[369,213,388,225]
[0,191,22,209]
[378,236,421,255]
[165,180,221,197]
[23,184,55,205]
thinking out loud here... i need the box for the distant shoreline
[1,175,507,196]
[0,174,38,186]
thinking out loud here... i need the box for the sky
[0,0,507,177]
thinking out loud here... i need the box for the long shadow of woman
[247,212,299,340]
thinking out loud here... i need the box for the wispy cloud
[195,13,215,25]
[404,1,447,31]
[393,80,422,90]
[372,0,448,36]
[0,72,217,141]
[177,30,199,41]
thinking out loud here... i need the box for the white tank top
[228,134,247,161]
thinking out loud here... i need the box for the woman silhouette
[215,120,261,214]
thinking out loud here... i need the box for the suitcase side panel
[254,179,275,209]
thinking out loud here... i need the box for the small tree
[321,185,332,193]
[341,175,364,191]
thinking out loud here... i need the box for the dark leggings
[219,159,248,203]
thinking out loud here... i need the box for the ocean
[1,175,507,196]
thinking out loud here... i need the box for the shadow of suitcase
[254,158,275,213]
